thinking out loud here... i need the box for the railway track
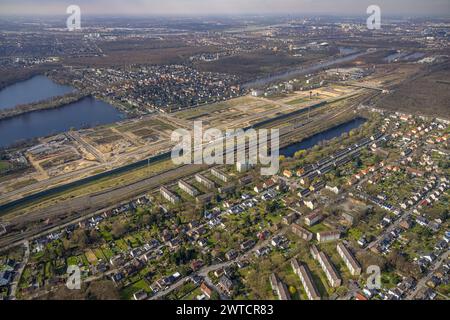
[0,95,368,250]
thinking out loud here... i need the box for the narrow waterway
[280,117,367,157]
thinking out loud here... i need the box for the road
[0,163,209,251]
[9,240,29,299]
[0,98,354,250]
[367,177,442,251]
[66,131,106,163]
[150,225,290,300]
[406,251,449,300]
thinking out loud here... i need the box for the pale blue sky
[1,0,449,16]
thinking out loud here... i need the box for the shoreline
[0,92,89,121]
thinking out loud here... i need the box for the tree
[171,247,197,265]
[354,158,363,168]
[111,220,128,239]
[89,229,101,244]
[356,251,387,271]
[141,214,152,226]
[48,280,120,300]
[67,229,89,249]
[387,249,420,277]
[294,150,306,159]
[210,291,220,300]
[289,286,297,295]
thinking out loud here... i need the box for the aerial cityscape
[0,0,449,307]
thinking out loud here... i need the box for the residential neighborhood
[1,111,448,301]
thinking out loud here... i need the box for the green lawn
[0,160,10,172]
[101,246,114,259]
[308,223,329,234]
[94,248,107,261]
[115,239,129,251]
[182,287,202,300]
[120,279,151,300]
[67,256,79,266]
[100,228,113,242]
[381,272,401,289]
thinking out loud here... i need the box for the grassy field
[0,160,10,172]
[120,279,152,300]
[286,96,322,106]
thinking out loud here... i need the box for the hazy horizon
[1,0,449,17]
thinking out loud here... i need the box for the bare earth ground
[375,61,450,119]
[194,50,326,81]
[65,39,218,67]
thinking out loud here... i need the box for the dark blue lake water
[0,75,75,110]
[280,117,367,157]
[0,75,126,148]
[0,96,125,148]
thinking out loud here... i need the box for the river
[243,50,371,88]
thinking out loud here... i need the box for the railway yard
[0,86,369,249]
[0,60,443,251]
[0,14,448,301]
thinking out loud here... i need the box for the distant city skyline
[1,0,449,17]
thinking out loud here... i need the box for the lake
[0,75,75,110]
[0,96,125,148]
[280,117,367,157]
[0,75,126,148]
